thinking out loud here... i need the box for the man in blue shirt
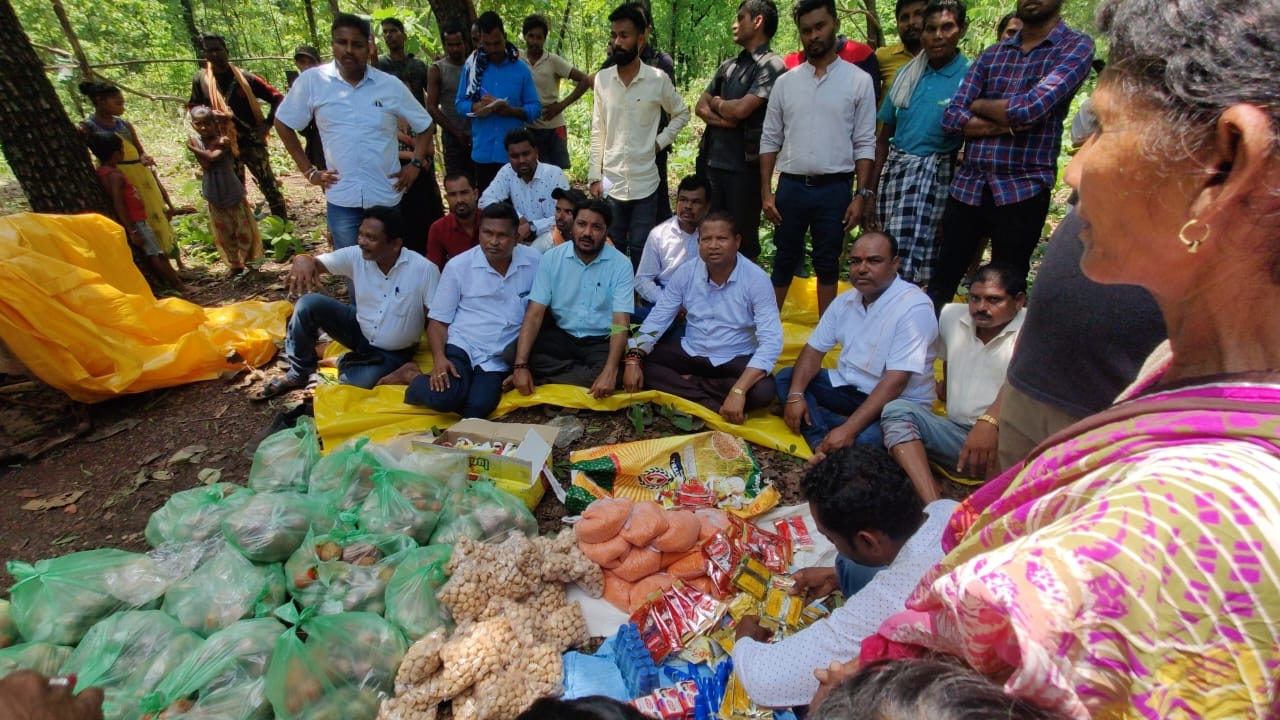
[624,211,783,424]
[455,11,541,194]
[506,198,634,398]
[863,0,970,286]
[925,0,1093,312]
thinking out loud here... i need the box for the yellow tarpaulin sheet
[0,213,291,403]
[313,277,856,459]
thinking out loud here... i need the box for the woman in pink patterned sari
[835,1,1280,718]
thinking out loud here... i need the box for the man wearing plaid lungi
[863,0,969,286]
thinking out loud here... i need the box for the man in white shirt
[776,231,937,457]
[624,211,783,424]
[478,128,570,250]
[254,206,441,399]
[274,13,434,252]
[759,0,877,316]
[732,445,956,708]
[882,263,1025,501]
[633,175,710,322]
[588,2,690,267]
[381,203,539,419]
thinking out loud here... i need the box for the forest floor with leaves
[0,166,813,587]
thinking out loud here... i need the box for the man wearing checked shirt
[506,198,634,398]
[925,0,1094,313]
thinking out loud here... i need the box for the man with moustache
[694,0,786,262]
[550,187,587,246]
[775,231,937,459]
[382,202,540,419]
[455,12,541,193]
[864,0,970,286]
[521,14,592,170]
[427,23,473,179]
[275,13,434,252]
[426,174,481,269]
[880,263,1024,502]
[760,0,878,317]
[624,211,783,424]
[479,128,569,248]
[589,3,690,268]
[925,0,1094,312]
[189,32,288,220]
[874,0,926,90]
[506,198,634,398]
[256,206,441,398]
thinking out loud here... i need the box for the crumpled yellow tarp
[313,277,854,459]
[0,213,291,402]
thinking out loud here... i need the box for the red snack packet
[633,695,663,719]
[788,516,815,552]
[732,515,788,574]
[631,594,681,663]
[656,687,687,719]
[772,518,795,568]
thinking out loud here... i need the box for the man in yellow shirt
[874,0,925,90]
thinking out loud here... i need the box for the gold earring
[1179,218,1210,254]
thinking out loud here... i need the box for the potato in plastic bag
[6,549,171,646]
[265,606,407,720]
[0,598,15,648]
[285,528,416,615]
[357,468,445,544]
[428,481,538,545]
[307,438,384,508]
[137,617,283,720]
[0,642,73,676]
[384,545,453,640]
[60,610,203,720]
[247,417,320,493]
[220,491,338,563]
[162,545,287,636]
[145,483,255,549]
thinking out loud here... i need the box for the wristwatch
[856,188,876,200]
[409,157,424,169]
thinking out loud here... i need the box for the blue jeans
[285,294,416,389]
[607,190,660,268]
[836,555,881,597]
[403,344,506,418]
[632,299,685,342]
[880,398,970,468]
[326,202,364,250]
[775,367,884,451]
[769,175,852,288]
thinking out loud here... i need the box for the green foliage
[259,214,304,261]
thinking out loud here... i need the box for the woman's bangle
[306,167,319,181]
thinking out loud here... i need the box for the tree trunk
[425,0,476,43]
[177,0,202,53]
[48,0,90,76]
[326,0,338,20]
[861,0,884,48]
[555,0,570,53]
[0,0,111,215]
[303,0,318,45]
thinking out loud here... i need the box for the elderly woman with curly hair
[834,1,1280,718]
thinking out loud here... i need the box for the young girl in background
[79,81,178,258]
[187,106,263,276]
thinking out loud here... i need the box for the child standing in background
[79,81,179,257]
[87,132,191,293]
[187,105,263,276]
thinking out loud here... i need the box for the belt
[780,171,854,187]
[117,159,142,165]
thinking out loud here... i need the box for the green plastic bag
[284,527,415,615]
[384,544,453,639]
[429,480,539,545]
[146,483,255,548]
[265,606,406,720]
[7,549,171,645]
[248,417,319,493]
[306,438,383,509]
[0,642,73,676]
[162,545,287,636]
[356,468,445,544]
[363,436,470,491]
[220,491,338,563]
[137,617,283,720]
[60,610,203,720]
